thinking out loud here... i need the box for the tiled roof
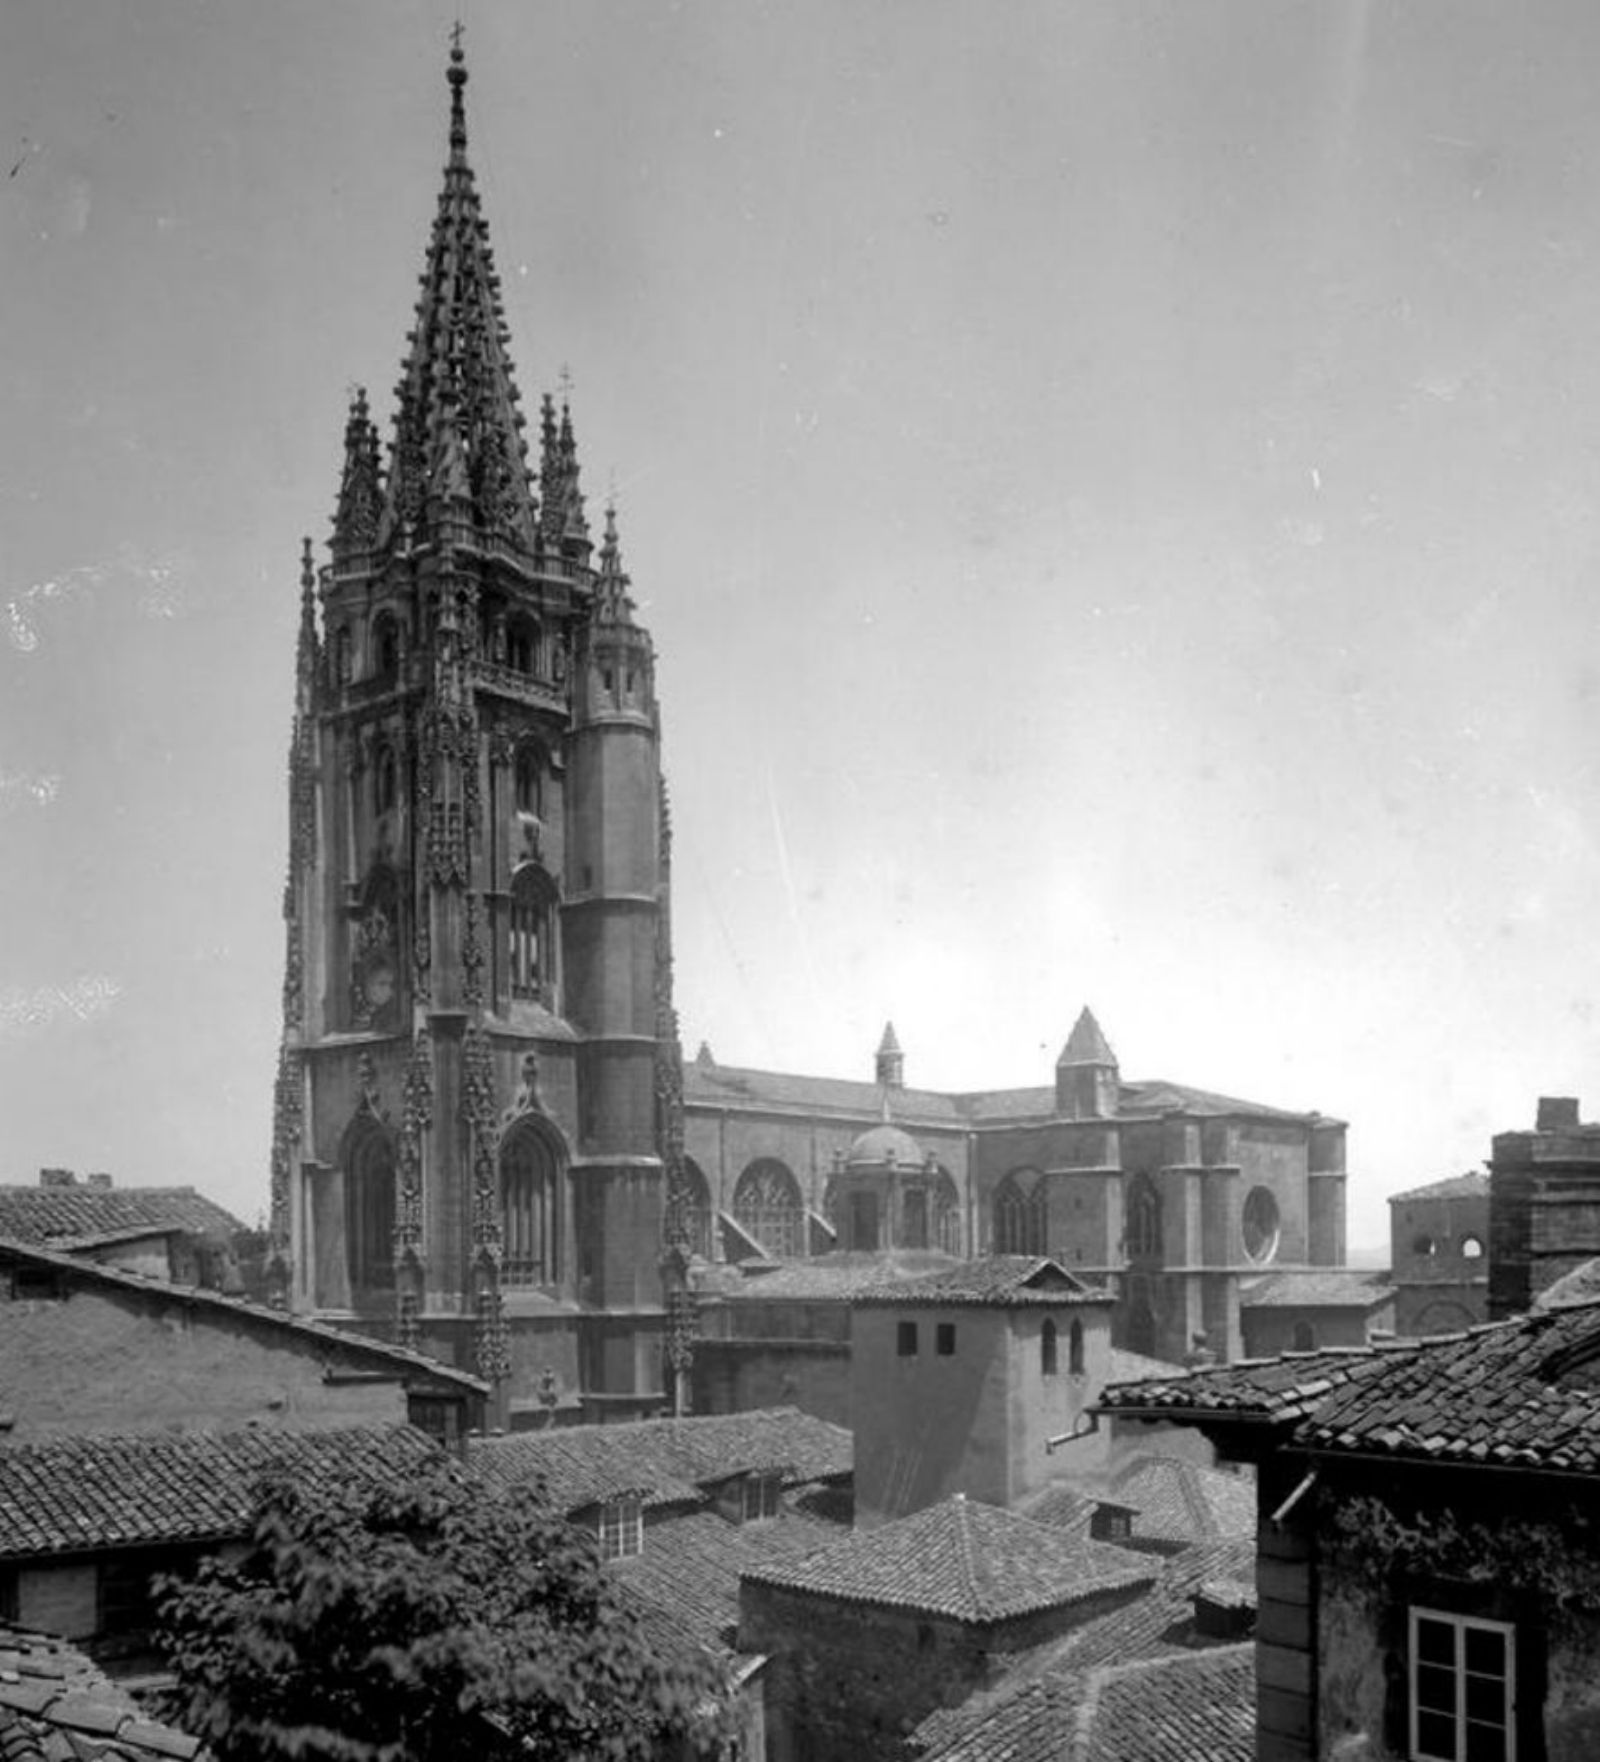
[0,1188,244,1244]
[471,1408,851,1515]
[853,1256,1108,1309]
[683,1063,966,1127]
[0,1425,441,1559]
[684,1058,1330,1131]
[1104,1302,1600,1476]
[1096,1343,1401,1424]
[1389,1171,1490,1204]
[1056,1537,1258,1669]
[742,1495,1154,1622]
[915,1641,1255,1762]
[1013,1481,1098,1535]
[1106,1455,1256,1546]
[0,1241,487,1395]
[612,1502,849,1659]
[0,1626,205,1762]
[698,1250,960,1303]
[1241,1269,1396,1311]
[1297,1302,1600,1471]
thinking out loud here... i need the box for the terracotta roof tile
[853,1256,1108,1309]
[471,1408,850,1515]
[915,1640,1255,1762]
[0,1190,243,1245]
[1096,1343,1399,1424]
[697,1251,960,1303]
[0,1425,441,1559]
[1105,1456,1256,1547]
[742,1495,1155,1623]
[0,1628,204,1762]
[1242,1270,1395,1311]
[0,1241,486,1396]
[1389,1172,1490,1204]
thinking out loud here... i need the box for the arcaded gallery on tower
[266,45,1358,1426]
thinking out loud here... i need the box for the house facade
[1099,1300,1600,1761]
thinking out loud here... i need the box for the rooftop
[1100,1301,1600,1475]
[1104,1455,1256,1547]
[1241,1269,1396,1311]
[854,1255,1108,1309]
[0,1239,487,1396]
[0,1186,244,1246]
[697,1250,960,1303]
[914,1640,1255,1762]
[0,1425,442,1560]
[470,1407,851,1515]
[0,1625,205,1762]
[1389,1171,1490,1205]
[742,1494,1155,1623]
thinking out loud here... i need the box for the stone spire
[331,388,382,562]
[377,36,537,554]
[539,392,591,559]
[594,502,636,626]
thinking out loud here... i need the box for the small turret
[876,1022,904,1090]
[331,389,382,563]
[1055,1006,1118,1120]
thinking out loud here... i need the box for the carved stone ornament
[355,1049,385,1119]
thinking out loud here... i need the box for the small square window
[936,1323,956,1356]
[897,1321,918,1357]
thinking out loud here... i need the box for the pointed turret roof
[593,503,636,626]
[1057,1006,1116,1069]
[332,388,382,559]
[377,39,537,553]
[877,1022,902,1057]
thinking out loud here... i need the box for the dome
[845,1123,927,1171]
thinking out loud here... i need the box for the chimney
[1536,1097,1581,1132]
[86,1172,113,1190]
[38,1168,76,1188]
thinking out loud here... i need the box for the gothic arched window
[501,1123,561,1286]
[514,746,543,817]
[374,744,398,815]
[372,612,399,678]
[933,1170,962,1256]
[1069,1317,1085,1376]
[993,1173,1046,1256]
[345,1123,396,1296]
[1041,1318,1058,1378]
[509,866,557,1004]
[732,1160,803,1260]
[680,1157,713,1261]
[1126,1175,1162,1262]
[506,614,541,675]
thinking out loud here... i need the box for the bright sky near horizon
[4,1,1600,1252]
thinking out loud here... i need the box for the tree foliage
[157,1457,733,1762]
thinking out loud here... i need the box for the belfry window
[514,747,542,817]
[509,867,556,1004]
[506,615,540,675]
[501,1125,560,1286]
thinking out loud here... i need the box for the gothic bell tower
[267,40,690,1423]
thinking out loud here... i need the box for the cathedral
[267,42,1356,1422]
[267,41,692,1427]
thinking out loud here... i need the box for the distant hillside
[1345,1242,1390,1272]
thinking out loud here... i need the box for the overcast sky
[5,1,1600,1251]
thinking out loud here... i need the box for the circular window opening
[1242,1187,1281,1263]
[1460,1235,1484,1260]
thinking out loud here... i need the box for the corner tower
[267,41,682,1425]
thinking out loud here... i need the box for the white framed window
[1409,1606,1515,1762]
[740,1473,781,1524]
[598,1496,642,1562]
